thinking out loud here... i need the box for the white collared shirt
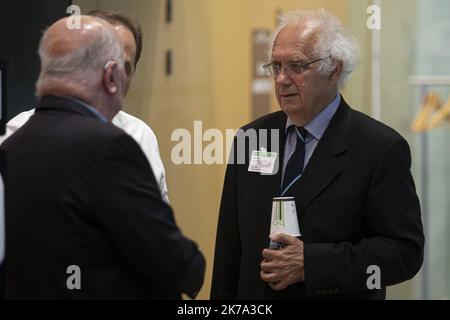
[0,109,170,203]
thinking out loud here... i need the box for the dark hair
[88,10,143,68]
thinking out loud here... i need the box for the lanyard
[280,173,302,197]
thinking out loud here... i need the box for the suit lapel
[244,112,287,246]
[265,112,288,199]
[288,98,352,214]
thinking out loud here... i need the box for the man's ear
[329,59,343,83]
[102,61,119,95]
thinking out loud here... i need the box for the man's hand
[260,233,305,291]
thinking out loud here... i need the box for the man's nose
[275,68,293,85]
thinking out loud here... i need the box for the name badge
[248,150,278,175]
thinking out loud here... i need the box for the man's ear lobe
[103,61,118,95]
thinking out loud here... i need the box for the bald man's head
[41,16,106,58]
[36,16,127,120]
[38,16,124,84]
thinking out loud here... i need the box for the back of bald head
[36,15,124,97]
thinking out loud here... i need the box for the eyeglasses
[263,58,325,78]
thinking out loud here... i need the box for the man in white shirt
[0,10,169,202]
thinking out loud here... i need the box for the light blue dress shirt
[65,96,109,123]
[281,94,340,195]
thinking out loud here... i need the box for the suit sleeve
[304,137,424,293]
[92,133,205,298]
[210,139,241,299]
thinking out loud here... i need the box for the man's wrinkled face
[271,24,337,122]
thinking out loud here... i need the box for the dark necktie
[281,126,308,194]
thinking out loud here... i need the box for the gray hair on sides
[36,21,125,93]
[268,9,359,90]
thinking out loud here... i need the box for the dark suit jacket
[1,95,205,299]
[211,97,424,299]
[0,150,4,300]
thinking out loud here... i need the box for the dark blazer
[0,149,5,300]
[211,97,424,299]
[1,96,205,299]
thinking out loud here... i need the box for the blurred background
[1,0,449,299]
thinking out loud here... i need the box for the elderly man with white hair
[211,9,423,300]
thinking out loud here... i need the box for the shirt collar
[63,96,109,123]
[285,94,340,140]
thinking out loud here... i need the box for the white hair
[37,22,125,93]
[268,9,359,90]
